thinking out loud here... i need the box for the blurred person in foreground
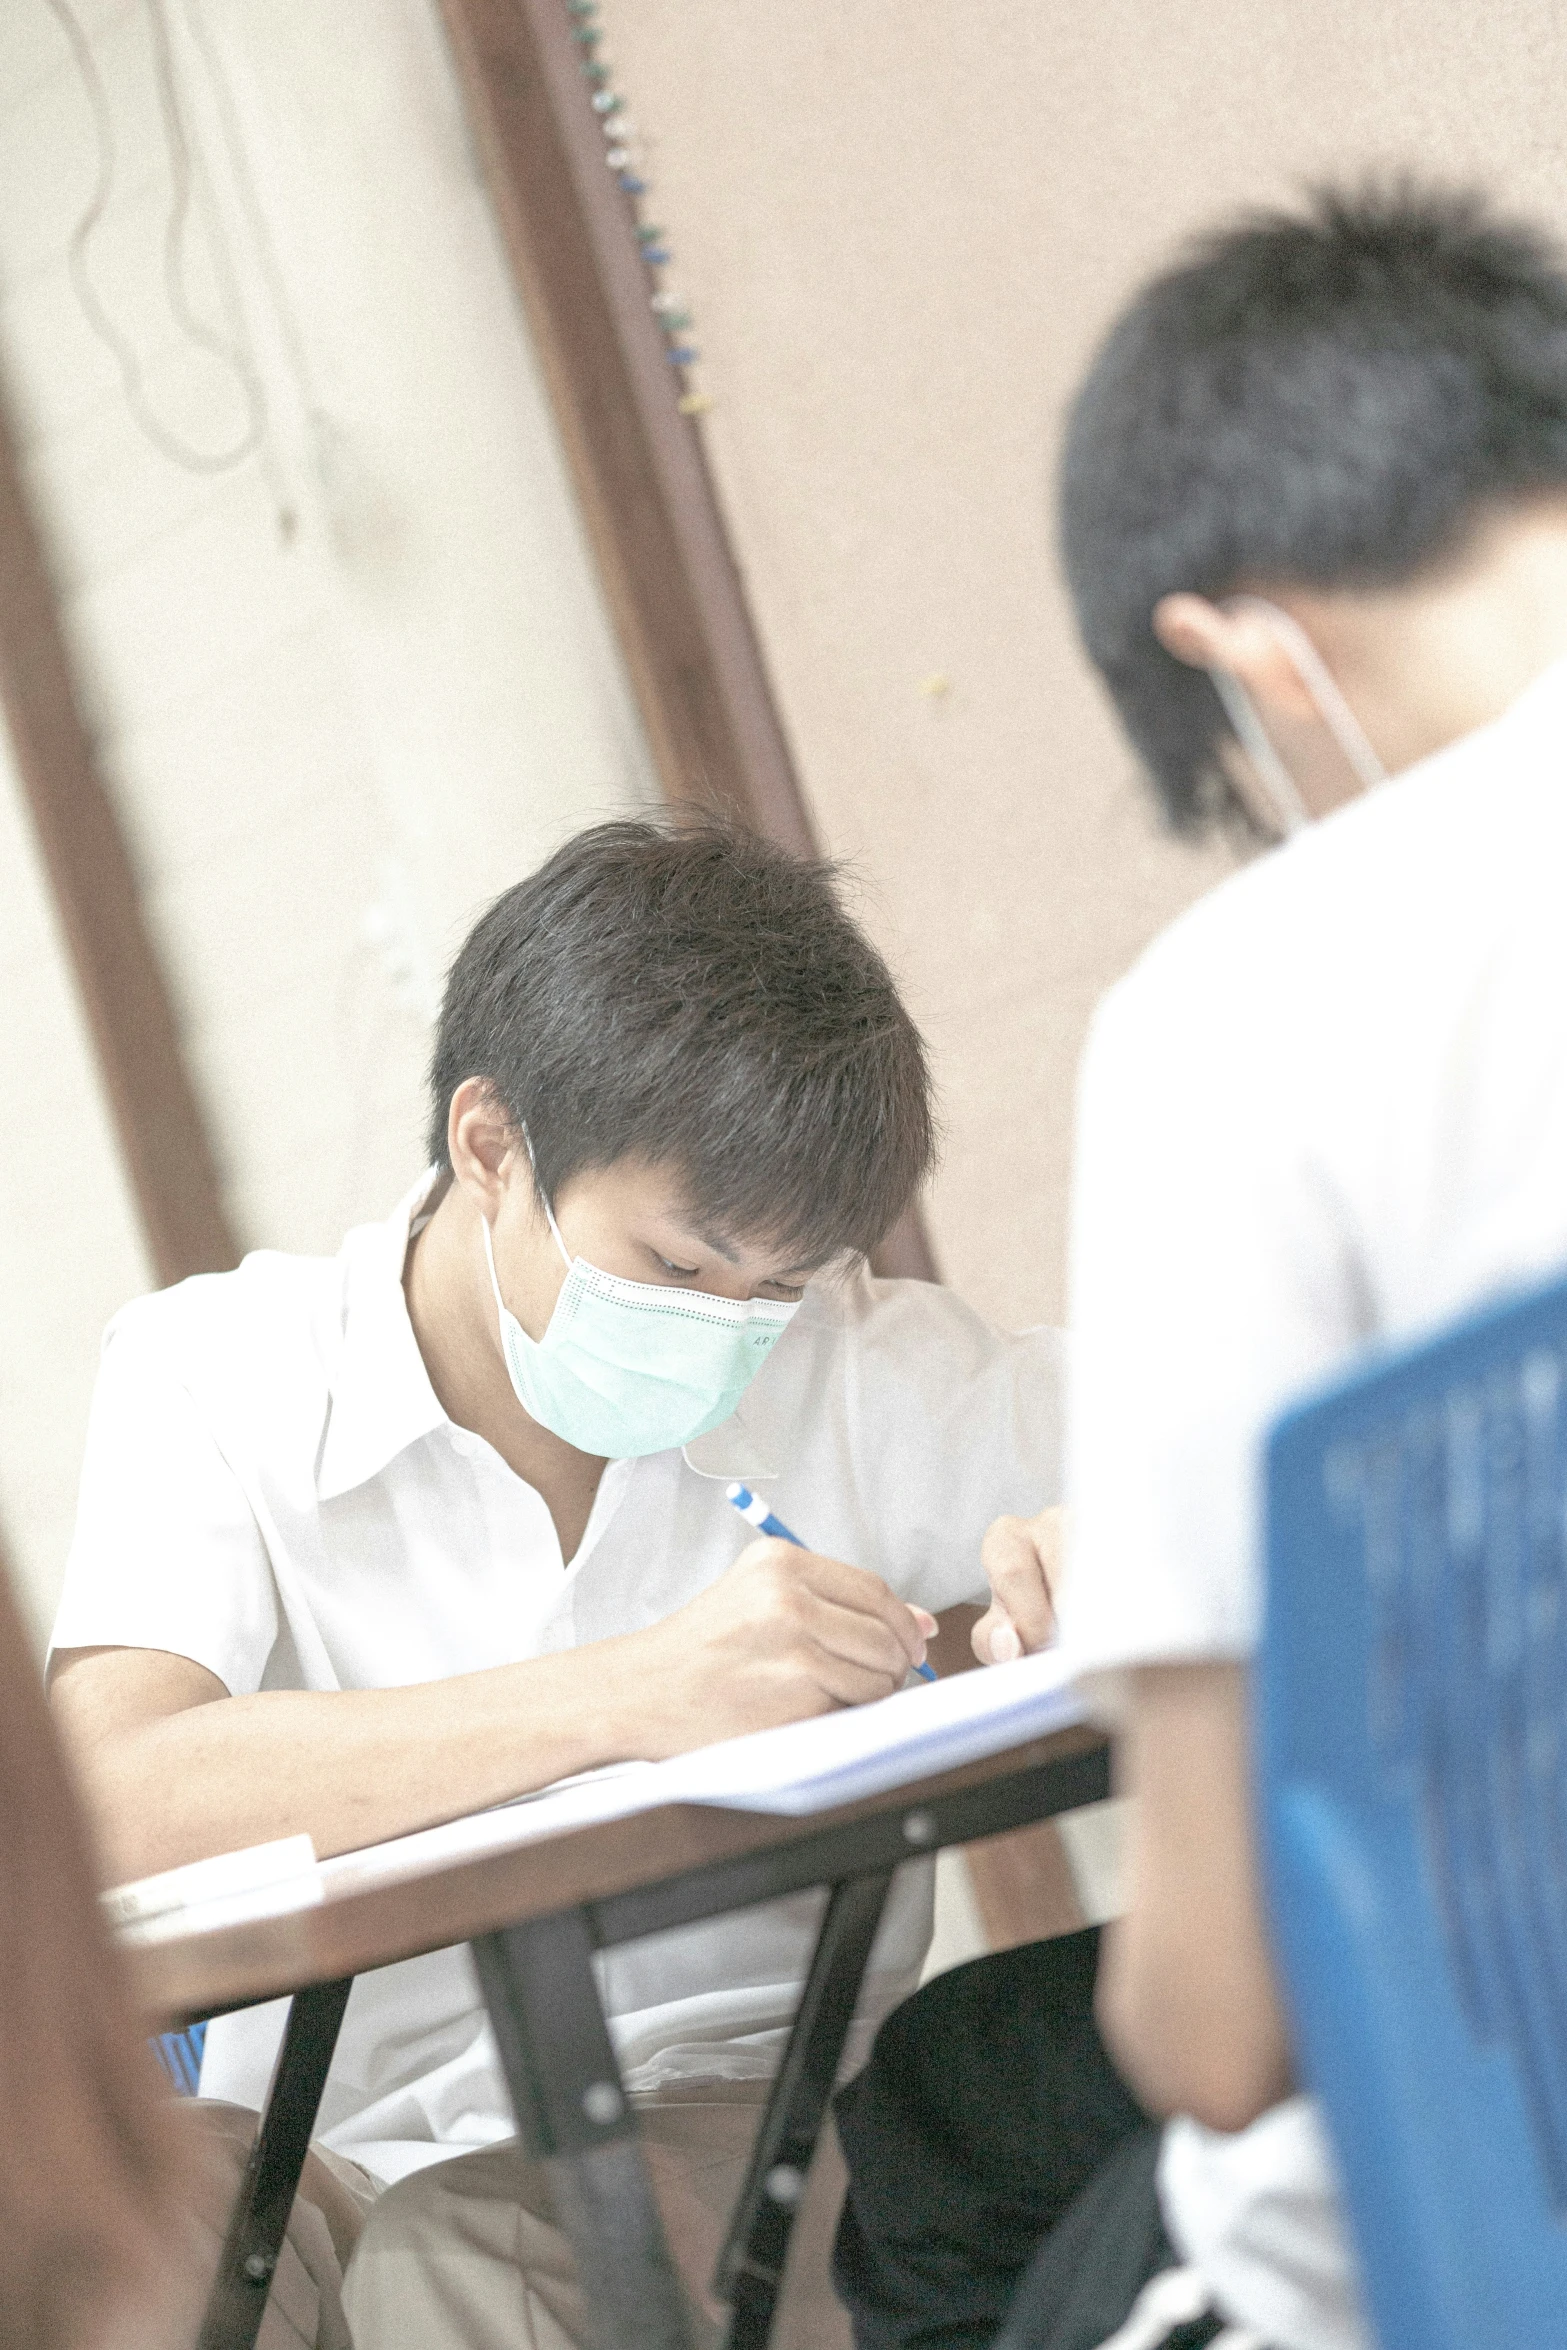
[831,184,1567,2350]
[1,1554,367,2348]
[47,819,1065,2347]
[0,1555,184,2349]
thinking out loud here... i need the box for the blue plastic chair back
[1260,1266,1567,2350]
[153,2019,207,2096]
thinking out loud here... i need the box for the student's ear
[447,1081,519,1216]
[1153,593,1320,724]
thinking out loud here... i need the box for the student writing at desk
[48,819,1065,2348]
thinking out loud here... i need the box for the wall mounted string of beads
[566,0,711,415]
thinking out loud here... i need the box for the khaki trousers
[342,2096,853,2350]
[176,2100,380,2349]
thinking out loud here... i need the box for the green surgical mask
[481,1194,799,1461]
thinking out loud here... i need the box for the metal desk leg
[473,1911,695,2350]
[196,1975,355,2350]
[715,1870,895,2350]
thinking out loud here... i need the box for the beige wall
[598,0,1567,1328]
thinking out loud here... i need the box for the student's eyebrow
[686,1223,820,1283]
[691,1225,741,1266]
[767,1255,827,1284]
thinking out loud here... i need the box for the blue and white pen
[725,1483,938,1682]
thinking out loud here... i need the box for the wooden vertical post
[435,0,809,848]
[0,384,238,1285]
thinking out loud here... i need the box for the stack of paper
[111,1651,1085,1937]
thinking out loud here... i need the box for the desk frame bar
[591,1742,1110,1952]
[474,1910,695,2350]
[716,1869,895,2349]
[196,1975,353,2350]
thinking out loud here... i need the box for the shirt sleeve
[1056,963,1368,1700]
[49,1310,280,1694]
[842,1276,1068,1614]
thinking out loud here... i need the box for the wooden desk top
[125,1722,1108,2027]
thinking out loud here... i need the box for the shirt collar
[316,1170,451,1502]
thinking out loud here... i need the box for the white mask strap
[1228,596,1387,790]
[481,1211,508,1314]
[518,1122,573,1272]
[1213,596,1387,837]
[1209,666,1312,838]
[680,1444,780,1481]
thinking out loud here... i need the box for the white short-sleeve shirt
[55,1176,1065,2179]
[1056,655,1567,2350]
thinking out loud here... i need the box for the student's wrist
[562,1623,677,1767]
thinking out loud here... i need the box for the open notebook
[109,1649,1084,1945]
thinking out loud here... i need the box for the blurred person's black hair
[428,818,934,1264]
[1059,182,1567,831]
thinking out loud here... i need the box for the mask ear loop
[517,1121,574,1273]
[1209,665,1313,838]
[1227,596,1387,790]
[679,1444,781,1482]
[480,1211,509,1315]
[1214,596,1388,837]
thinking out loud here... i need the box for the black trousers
[831,1932,1223,2350]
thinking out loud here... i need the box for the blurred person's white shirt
[1057,653,1567,2348]
[53,1172,1063,2181]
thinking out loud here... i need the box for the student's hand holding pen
[972,1505,1065,1664]
[628,1540,938,1754]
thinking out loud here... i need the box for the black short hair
[428,819,934,1262]
[1059,183,1567,831]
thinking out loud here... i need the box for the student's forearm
[1097,1661,1295,2133]
[1097,1908,1294,2131]
[68,1642,659,1883]
[57,1537,933,1885]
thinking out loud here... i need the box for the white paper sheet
[667,1647,1083,1814]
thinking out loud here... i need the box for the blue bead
[641,244,670,263]
[619,176,648,194]
[668,346,698,364]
